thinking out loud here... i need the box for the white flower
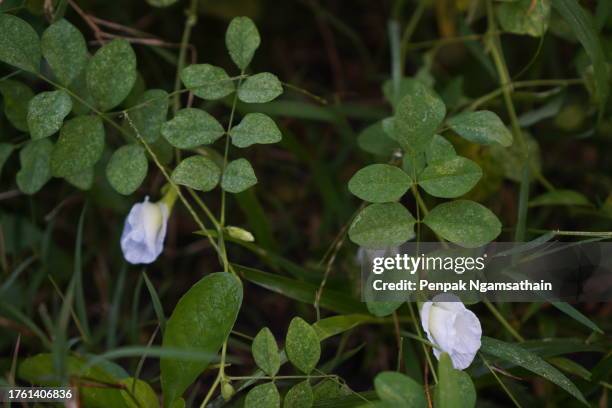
[420,294,482,370]
[120,197,169,264]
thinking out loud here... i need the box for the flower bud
[221,380,235,401]
[226,226,255,242]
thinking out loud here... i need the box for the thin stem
[484,299,524,342]
[528,229,612,238]
[173,0,199,113]
[399,0,427,71]
[408,303,438,384]
[481,354,523,408]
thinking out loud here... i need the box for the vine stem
[200,341,228,408]
[173,0,199,113]
[481,354,523,408]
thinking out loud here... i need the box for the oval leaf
[229,113,282,148]
[348,203,416,248]
[423,200,501,248]
[41,19,88,86]
[448,110,512,147]
[374,371,426,407]
[245,382,280,408]
[434,353,476,408]
[393,79,446,152]
[284,380,313,408]
[27,90,73,140]
[161,108,224,149]
[221,158,257,193]
[87,39,137,111]
[16,139,53,195]
[0,14,40,73]
[161,273,243,407]
[252,327,280,377]
[357,120,400,156]
[0,80,34,131]
[529,189,591,207]
[418,156,482,198]
[50,115,105,177]
[426,134,456,164]
[128,89,169,143]
[238,73,283,103]
[180,64,235,100]
[171,156,221,192]
[497,0,551,37]
[348,164,412,203]
[106,145,148,195]
[225,16,261,70]
[286,317,320,374]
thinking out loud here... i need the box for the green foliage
[423,200,501,248]
[447,111,513,147]
[284,380,313,408]
[128,89,169,143]
[225,16,261,70]
[221,158,258,193]
[348,164,412,203]
[27,90,72,140]
[106,145,148,195]
[230,113,282,148]
[0,79,33,131]
[50,115,105,178]
[238,72,283,103]
[16,139,53,194]
[171,155,221,192]
[418,156,482,198]
[374,371,426,407]
[497,0,551,37]
[0,143,14,178]
[434,353,476,408]
[285,317,321,374]
[529,189,591,207]
[252,327,280,376]
[86,39,137,111]
[161,273,242,406]
[393,79,446,152]
[357,121,399,156]
[481,337,586,404]
[349,203,416,247]
[41,19,88,86]
[425,134,456,163]
[180,64,235,100]
[245,382,280,408]
[0,14,40,73]
[161,108,224,148]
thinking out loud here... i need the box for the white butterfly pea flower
[121,189,176,264]
[420,294,482,370]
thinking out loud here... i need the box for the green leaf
[284,380,313,408]
[146,0,178,7]
[16,139,53,195]
[87,39,137,111]
[374,371,426,407]
[252,327,280,376]
[448,111,512,147]
[119,377,160,408]
[551,302,603,334]
[0,143,14,179]
[0,14,40,73]
[367,301,403,318]
[423,200,501,248]
[286,317,321,374]
[171,156,221,192]
[393,79,446,152]
[180,64,235,100]
[245,382,280,408]
[553,0,610,113]
[230,113,282,148]
[418,156,482,198]
[238,73,283,103]
[402,151,427,179]
[106,145,148,195]
[481,336,587,404]
[128,89,169,143]
[225,16,261,70]
[0,79,34,131]
[426,134,456,163]
[434,353,476,408]
[161,273,243,407]
[50,115,105,177]
[529,189,591,207]
[357,120,400,156]
[41,19,88,86]
[348,203,416,248]
[65,167,94,190]
[221,158,257,193]
[27,90,72,140]
[312,314,375,341]
[348,164,412,203]
[161,108,224,148]
[497,0,551,37]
